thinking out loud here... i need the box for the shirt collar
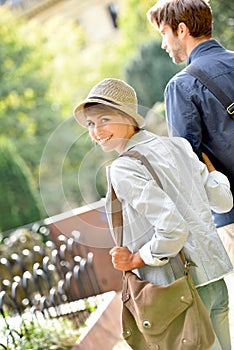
[122,129,157,153]
[187,39,223,65]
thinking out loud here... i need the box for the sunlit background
[0,2,234,349]
[0,0,233,233]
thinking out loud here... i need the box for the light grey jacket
[105,130,233,287]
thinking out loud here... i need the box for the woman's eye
[101,118,110,123]
[87,121,95,128]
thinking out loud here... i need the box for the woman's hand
[109,246,145,271]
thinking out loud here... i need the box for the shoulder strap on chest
[186,65,234,117]
[112,150,188,268]
[119,150,163,189]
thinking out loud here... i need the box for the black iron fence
[0,227,106,349]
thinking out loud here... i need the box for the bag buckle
[122,292,130,303]
[184,261,197,275]
[227,102,234,115]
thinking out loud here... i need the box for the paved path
[113,273,234,349]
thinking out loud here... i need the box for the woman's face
[86,109,137,153]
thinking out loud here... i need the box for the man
[147,0,234,266]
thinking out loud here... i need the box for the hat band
[88,96,121,106]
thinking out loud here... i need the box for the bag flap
[122,272,193,335]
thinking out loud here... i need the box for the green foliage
[0,317,82,349]
[0,9,91,219]
[0,0,233,223]
[211,0,234,49]
[124,40,182,109]
[22,16,87,117]
[0,138,43,232]
[0,9,63,172]
[95,0,158,83]
[118,0,159,45]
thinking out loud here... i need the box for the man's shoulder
[166,68,193,92]
[167,54,234,93]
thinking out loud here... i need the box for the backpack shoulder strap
[186,65,234,117]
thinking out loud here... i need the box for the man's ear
[177,22,189,37]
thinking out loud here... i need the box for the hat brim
[73,96,145,128]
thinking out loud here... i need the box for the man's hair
[147,0,212,38]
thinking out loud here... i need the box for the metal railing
[0,230,105,349]
[0,200,122,348]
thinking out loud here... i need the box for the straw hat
[73,78,145,128]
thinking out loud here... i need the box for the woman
[74,78,233,350]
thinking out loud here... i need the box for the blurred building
[3,0,121,43]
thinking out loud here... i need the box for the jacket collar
[121,130,157,153]
[187,39,225,65]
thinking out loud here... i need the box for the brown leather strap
[112,150,163,247]
[179,250,186,264]
[120,150,163,189]
[111,186,123,246]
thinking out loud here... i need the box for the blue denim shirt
[165,40,234,227]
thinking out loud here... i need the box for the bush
[0,138,43,232]
[124,40,182,111]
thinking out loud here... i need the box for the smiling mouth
[97,135,112,145]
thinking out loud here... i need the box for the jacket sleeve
[165,76,203,159]
[201,165,233,213]
[181,137,233,213]
[110,158,189,266]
